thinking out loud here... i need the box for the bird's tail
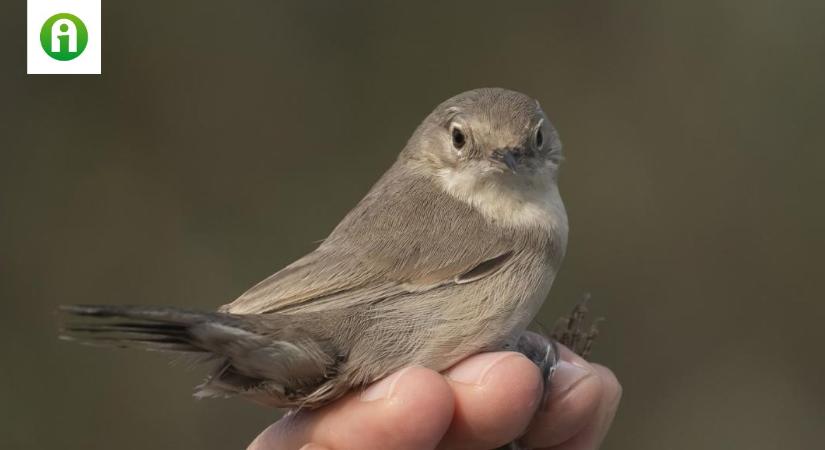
[59,304,237,353]
[58,305,342,407]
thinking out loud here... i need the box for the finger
[519,346,608,448]
[438,352,543,449]
[248,366,455,450]
[543,364,621,450]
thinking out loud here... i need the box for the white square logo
[27,0,101,74]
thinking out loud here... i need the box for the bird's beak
[491,149,519,172]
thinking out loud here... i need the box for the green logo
[40,13,88,61]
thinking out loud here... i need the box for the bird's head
[406,88,563,185]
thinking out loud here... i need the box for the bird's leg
[494,333,559,450]
[516,297,603,405]
[498,298,603,450]
[515,331,560,389]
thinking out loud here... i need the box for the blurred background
[2,1,824,449]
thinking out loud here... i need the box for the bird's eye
[452,127,466,150]
[535,128,544,148]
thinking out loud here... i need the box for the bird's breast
[436,166,568,241]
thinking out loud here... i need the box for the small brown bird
[61,87,570,409]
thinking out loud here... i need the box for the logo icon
[40,13,88,61]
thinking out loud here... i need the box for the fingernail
[547,360,592,405]
[360,366,414,401]
[299,444,329,450]
[446,352,524,386]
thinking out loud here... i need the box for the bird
[60,87,569,410]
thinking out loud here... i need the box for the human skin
[248,344,621,450]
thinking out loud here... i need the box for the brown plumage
[60,87,568,409]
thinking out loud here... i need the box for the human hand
[248,344,621,450]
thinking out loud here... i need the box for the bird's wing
[220,163,521,315]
